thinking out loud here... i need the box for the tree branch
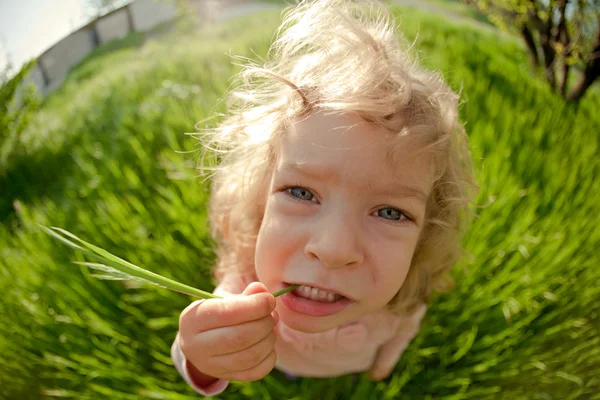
[567,26,600,102]
[521,24,541,68]
[556,0,571,94]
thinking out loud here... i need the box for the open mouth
[292,284,345,303]
[279,283,353,317]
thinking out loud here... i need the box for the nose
[304,206,364,268]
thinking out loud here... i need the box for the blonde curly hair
[196,0,478,315]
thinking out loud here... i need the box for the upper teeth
[294,285,342,303]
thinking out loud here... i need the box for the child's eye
[286,187,315,201]
[376,207,411,222]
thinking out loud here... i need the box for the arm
[366,304,427,381]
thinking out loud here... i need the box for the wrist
[186,360,219,388]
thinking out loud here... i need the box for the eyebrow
[278,162,429,205]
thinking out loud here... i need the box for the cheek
[370,244,415,300]
[255,206,303,280]
[255,220,275,279]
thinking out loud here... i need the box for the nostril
[305,249,319,260]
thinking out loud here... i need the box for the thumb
[241,281,270,296]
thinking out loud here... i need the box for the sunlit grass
[0,5,598,399]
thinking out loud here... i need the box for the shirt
[172,272,427,396]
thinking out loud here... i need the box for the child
[172,0,477,395]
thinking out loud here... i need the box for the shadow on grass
[0,28,162,227]
[0,134,83,227]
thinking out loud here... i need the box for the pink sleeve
[171,333,229,396]
[171,273,256,396]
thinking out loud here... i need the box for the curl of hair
[194,0,479,315]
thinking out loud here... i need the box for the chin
[277,306,345,333]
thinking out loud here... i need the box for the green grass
[426,0,493,26]
[1,5,599,400]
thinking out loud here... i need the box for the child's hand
[178,282,278,383]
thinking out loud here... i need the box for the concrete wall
[17,0,256,96]
[26,63,46,89]
[38,29,96,90]
[24,0,180,96]
[96,8,131,44]
[130,0,178,32]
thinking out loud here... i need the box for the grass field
[1,4,599,399]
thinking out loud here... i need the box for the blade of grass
[40,225,221,299]
[273,285,300,297]
[40,225,299,298]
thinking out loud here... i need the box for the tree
[461,0,600,102]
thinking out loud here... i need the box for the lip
[278,282,354,317]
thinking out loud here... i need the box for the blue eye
[377,208,405,221]
[287,187,315,201]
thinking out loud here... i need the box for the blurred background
[1,0,599,399]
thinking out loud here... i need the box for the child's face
[255,112,434,333]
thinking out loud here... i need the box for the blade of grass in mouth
[272,285,300,297]
[40,225,300,299]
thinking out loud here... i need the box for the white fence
[16,0,273,98]
[22,0,182,95]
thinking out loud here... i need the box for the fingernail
[272,310,279,324]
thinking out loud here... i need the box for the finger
[221,349,278,382]
[209,331,277,373]
[241,281,269,296]
[366,365,394,381]
[179,291,275,334]
[195,314,276,356]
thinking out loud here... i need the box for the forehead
[277,112,434,191]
